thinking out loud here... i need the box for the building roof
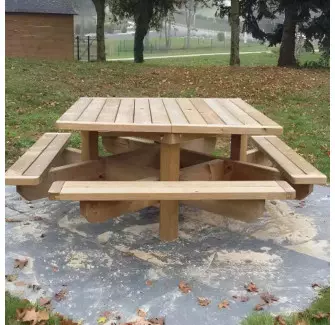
[5,0,77,15]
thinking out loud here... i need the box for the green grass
[242,287,330,325]
[5,54,329,180]
[5,292,61,325]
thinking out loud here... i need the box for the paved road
[107,50,271,62]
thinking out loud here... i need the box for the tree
[92,0,106,61]
[230,0,240,66]
[185,0,196,49]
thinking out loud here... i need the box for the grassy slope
[5,53,329,180]
[242,288,330,325]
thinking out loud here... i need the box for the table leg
[230,135,248,161]
[81,131,99,161]
[159,142,180,241]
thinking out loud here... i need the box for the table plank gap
[190,98,223,124]
[176,98,207,124]
[96,98,121,123]
[134,98,152,124]
[163,98,189,125]
[58,97,92,122]
[149,98,171,124]
[205,98,243,125]
[115,98,135,124]
[77,98,107,122]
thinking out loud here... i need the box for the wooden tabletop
[56,97,283,135]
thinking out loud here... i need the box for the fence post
[87,36,90,62]
[76,36,80,60]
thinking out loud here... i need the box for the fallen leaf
[178,281,191,294]
[60,319,80,325]
[232,295,249,302]
[5,274,18,282]
[146,280,153,286]
[311,283,320,288]
[254,304,264,311]
[312,312,330,319]
[245,282,258,292]
[197,297,211,306]
[295,320,308,325]
[137,309,147,317]
[5,218,22,222]
[39,297,52,307]
[54,289,67,301]
[14,281,26,287]
[274,315,286,325]
[97,316,107,324]
[218,300,229,309]
[16,307,49,325]
[147,317,165,325]
[14,258,28,269]
[260,292,279,304]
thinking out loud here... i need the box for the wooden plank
[62,148,82,164]
[77,98,106,122]
[163,98,188,124]
[190,98,223,124]
[23,133,71,182]
[205,98,243,125]
[292,184,313,200]
[115,98,135,123]
[180,159,225,181]
[230,98,281,127]
[160,142,180,241]
[230,134,248,161]
[218,99,261,125]
[149,98,171,124]
[58,97,92,122]
[134,98,152,124]
[49,181,65,199]
[265,136,327,182]
[176,98,207,124]
[96,98,120,122]
[102,136,154,155]
[49,180,296,201]
[81,131,99,161]
[251,136,304,183]
[5,133,56,180]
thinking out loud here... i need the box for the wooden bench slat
[5,133,56,178]
[6,133,71,186]
[252,136,327,185]
[49,180,295,201]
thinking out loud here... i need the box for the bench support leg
[230,135,248,161]
[159,142,180,241]
[81,131,99,161]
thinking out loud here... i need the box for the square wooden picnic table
[6,97,326,242]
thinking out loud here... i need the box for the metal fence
[75,36,97,61]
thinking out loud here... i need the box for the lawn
[5,52,329,179]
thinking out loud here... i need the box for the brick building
[5,0,76,60]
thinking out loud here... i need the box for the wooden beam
[159,142,180,241]
[230,134,248,161]
[182,200,265,222]
[292,184,313,200]
[81,131,99,161]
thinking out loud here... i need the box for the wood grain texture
[81,131,99,161]
[230,134,248,161]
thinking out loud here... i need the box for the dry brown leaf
[295,320,308,325]
[311,283,320,288]
[147,317,165,325]
[5,274,18,282]
[54,289,67,302]
[178,281,191,294]
[254,304,264,311]
[260,292,279,304]
[14,258,28,269]
[60,320,80,325]
[39,297,52,307]
[274,315,286,325]
[146,280,153,286]
[5,218,22,222]
[14,281,26,287]
[137,308,147,318]
[218,300,229,309]
[312,312,330,319]
[232,295,249,302]
[197,297,211,307]
[16,307,49,325]
[245,282,258,292]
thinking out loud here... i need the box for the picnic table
[5,97,327,241]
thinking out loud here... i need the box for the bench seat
[251,136,327,185]
[49,180,296,201]
[5,133,71,186]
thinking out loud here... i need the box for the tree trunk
[134,0,153,63]
[278,4,298,67]
[230,0,240,66]
[92,0,106,61]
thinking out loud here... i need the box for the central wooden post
[81,131,99,161]
[230,134,248,161]
[159,141,180,241]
